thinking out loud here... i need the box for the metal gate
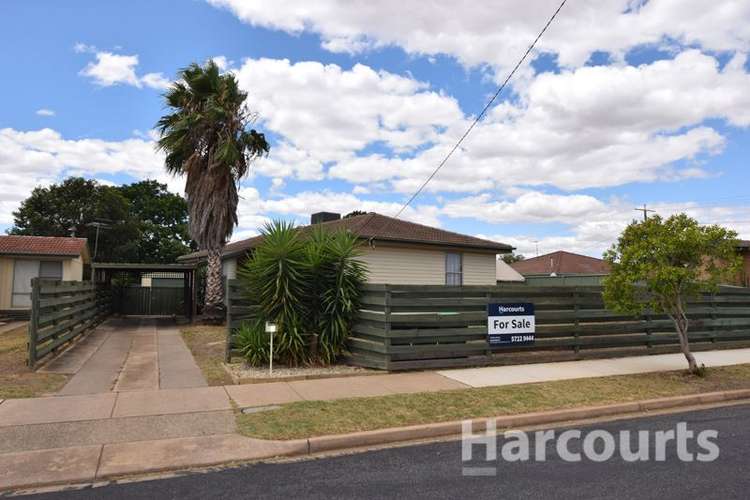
[120,287,185,316]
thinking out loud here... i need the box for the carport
[92,263,197,322]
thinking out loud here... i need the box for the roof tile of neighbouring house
[0,235,88,257]
[179,213,513,261]
[510,250,610,275]
[738,240,750,249]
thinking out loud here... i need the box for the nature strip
[304,388,750,454]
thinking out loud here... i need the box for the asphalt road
[19,404,750,500]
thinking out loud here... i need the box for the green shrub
[235,319,270,366]
[239,220,368,366]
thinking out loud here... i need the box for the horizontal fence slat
[28,280,111,369]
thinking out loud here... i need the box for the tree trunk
[673,299,699,374]
[203,248,224,317]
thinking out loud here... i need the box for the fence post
[383,285,392,371]
[225,277,232,363]
[710,293,717,344]
[485,291,492,359]
[645,308,652,349]
[573,286,581,354]
[27,278,40,369]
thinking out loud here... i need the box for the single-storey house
[0,235,90,314]
[511,250,610,277]
[178,212,513,286]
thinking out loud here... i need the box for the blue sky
[2,0,749,256]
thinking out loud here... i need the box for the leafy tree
[10,177,194,263]
[502,253,525,264]
[10,177,139,262]
[118,180,195,263]
[603,214,741,374]
[156,60,269,314]
[343,210,368,219]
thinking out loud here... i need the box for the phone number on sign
[510,335,534,343]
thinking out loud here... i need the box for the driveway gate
[93,263,197,320]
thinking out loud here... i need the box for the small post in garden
[266,321,277,375]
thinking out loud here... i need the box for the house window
[11,260,62,308]
[445,252,463,286]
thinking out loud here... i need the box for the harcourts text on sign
[487,303,535,346]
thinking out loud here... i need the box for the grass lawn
[181,325,234,386]
[0,325,68,399]
[236,364,750,440]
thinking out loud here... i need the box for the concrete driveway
[40,317,207,395]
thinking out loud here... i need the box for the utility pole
[86,220,112,261]
[634,204,655,222]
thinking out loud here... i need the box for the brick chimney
[310,212,341,224]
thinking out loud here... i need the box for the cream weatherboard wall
[220,245,499,285]
[357,244,497,285]
[62,256,84,281]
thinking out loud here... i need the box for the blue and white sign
[487,303,535,346]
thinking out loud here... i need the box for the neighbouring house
[511,250,610,286]
[496,259,525,283]
[0,235,90,316]
[737,240,750,287]
[178,212,513,286]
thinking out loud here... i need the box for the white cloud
[73,42,96,54]
[35,109,55,117]
[0,128,170,224]
[209,0,750,74]
[478,197,750,258]
[80,52,171,90]
[442,192,607,224]
[235,187,442,232]
[329,51,746,193]
[232,58,463,163]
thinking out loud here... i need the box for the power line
[360,0,568,236]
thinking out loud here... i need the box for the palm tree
[156,60,269,314]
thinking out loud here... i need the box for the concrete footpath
[0,346,749,491]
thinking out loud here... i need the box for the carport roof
[92,262,196,271]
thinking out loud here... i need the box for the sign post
[266,322,277,375]
[487,303,535,346]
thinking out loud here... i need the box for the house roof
[738,240,750,249]
[0,235,89,258]
[511,250,610,276]
[178,213,513,262]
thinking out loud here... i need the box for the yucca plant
[239,220,309,365]
[315,230,368,363]
[239,219,368,366]
[235,318,270,366]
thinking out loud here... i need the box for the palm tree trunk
[204,248,224,315]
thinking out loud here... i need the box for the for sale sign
[487,303,535,346]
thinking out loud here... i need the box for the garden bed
[223,361,375,384]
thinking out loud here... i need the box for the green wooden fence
[346,284,750,370]
[28,279,112,368]
[225,279,261,362]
